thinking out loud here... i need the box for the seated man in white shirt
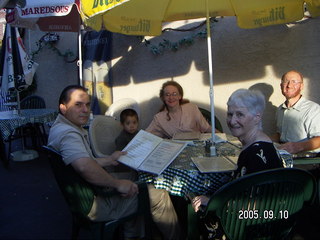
[272,70,320,154]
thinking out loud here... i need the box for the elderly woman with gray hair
[191,89,283,213]
[227,88,283,178]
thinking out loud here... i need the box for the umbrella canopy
[0,24,38,110]
[10,0,320,34]
[81,0,320,35]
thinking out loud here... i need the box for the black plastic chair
[199,107,223,133]
[20,95,47,146]
[42,146,153,240]
[20,95,46,109]
[188,168,317,240]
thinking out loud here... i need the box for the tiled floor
[0,149,319,240]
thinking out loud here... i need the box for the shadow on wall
[109,31,206,86]
[108,17,320,100]
[210,17,320,88]
[139,97,163,129]
[249,83,278,135]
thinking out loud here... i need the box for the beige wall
[110,16,320,136]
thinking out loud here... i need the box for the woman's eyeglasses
[164,92,179,97]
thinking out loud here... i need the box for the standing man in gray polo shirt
[273,70,320,154]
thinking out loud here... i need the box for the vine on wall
[22,33,76,98]
[30,33,76,63]
[142,17,218,55]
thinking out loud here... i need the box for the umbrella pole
[206,0,216,156]
[78,25,84,85]
[16,89,21,115]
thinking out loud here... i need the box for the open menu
[118,130,187,175]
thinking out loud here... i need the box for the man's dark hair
[120,108,139,124]
[58,85,88,113]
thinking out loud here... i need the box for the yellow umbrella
[80,0,319,156]
[81,0,320,35]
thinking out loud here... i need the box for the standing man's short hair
[281,70,304,82]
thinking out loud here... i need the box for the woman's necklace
[169,106,182,127]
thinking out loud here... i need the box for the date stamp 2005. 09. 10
[238,209,289,220]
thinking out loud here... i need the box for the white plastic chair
[89,115,122,157]
[105,98,140,120]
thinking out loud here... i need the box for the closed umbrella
[0,23,38,112]
[0,23,39,161]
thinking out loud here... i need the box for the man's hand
[116,179,139,198]
[279,137,320,154]
[191,195,209,212]
[111,150,127,161]
[278,142,300,154]
[96,151,127,167]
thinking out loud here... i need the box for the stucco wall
[110,16,320,135]
[24,31,79,111]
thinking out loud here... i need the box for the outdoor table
[294,157,320,166]
[0,109,58,165]
[139,139,242,199]
[292,153,320,181]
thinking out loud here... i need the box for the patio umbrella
[80,0,320,155]
[0,23,38,111]
[81,0,320,33]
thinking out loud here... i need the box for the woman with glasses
[146,81,212,138]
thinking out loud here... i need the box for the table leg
[170,195,188,239]
[0,138,9,168]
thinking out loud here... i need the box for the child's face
[123,116,139,134]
